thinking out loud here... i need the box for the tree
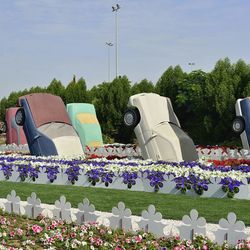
[130,79,155,95]
[204,58,239,143]
[64,76,88,104]
[0,97,8,121]
[28,86,46,94]
[156,65,186,106]
[175,70,208,143]
[46,79,65,100]
[234,59,250,98]
[93,76,132,142]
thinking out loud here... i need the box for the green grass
[0,181,249,225]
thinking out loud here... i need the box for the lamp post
[188,62,195,72]
[106,42,113,82]
[112,4,120,78]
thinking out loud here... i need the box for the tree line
[1,57,250,146]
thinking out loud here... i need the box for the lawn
[0,181,249,226]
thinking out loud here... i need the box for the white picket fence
[0,190,249,247]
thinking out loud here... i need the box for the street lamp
[188,62,195,72]
[106,42,113,82]
[112,4,121,78]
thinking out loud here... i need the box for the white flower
[71,242,77,249]
[81,241,87,246]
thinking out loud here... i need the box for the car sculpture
[67,103,103,148]
[15,93,84,157]
[6,107,27,145]
[124,93,198,162]
[232,97,250,149]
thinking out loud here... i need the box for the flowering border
[0,153,249,199]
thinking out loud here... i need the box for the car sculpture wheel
[232,116,245,134]
[124,108,140,128]
[15,108,25,126]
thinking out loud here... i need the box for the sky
[0,0,250,99]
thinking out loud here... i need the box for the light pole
[106,42,113,82]
[112,4,120,78]
[188,62,195,72]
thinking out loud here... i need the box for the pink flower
[32,224,43,234]
[70,232,76,238]
[0,218,6,225]
[202,245,208,250]
[134,235,142,243]
[9,231,15,238]
[125,238,131,243]
[90,237,95,244]
[16,228,23,236]
[95,237,103,246]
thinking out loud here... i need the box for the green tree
[156,65,186,106]
[204,58,239,143]
[28,86,46,94]
[130,79,155,95]
[93,76,132,142]
[0,97,8,121]
[64,76,88,104]
[46,79,65,100]
[234,59,250,98]
[175,70,208,143]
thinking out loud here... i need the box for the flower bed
[1,209,248,250]
[0,152,249,199]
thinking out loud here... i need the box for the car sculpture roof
[19,93,71,127]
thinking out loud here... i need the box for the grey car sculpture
[124,93,198,162]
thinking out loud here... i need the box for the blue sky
[0,0,250,99]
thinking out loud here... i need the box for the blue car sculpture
[15,93,84,157]
[232,97,250,149]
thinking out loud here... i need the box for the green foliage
[0,97,8,120]
[46,78,65,100]
[64,76,88,103]
[91,76,133,143]
[174,70,208,143]
[203,58,239,143]
[130,79,155,95]
[156,65,186,106]
[234,59,250,98]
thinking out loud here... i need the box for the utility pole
[106,42,113,82]
[112,4,121,78]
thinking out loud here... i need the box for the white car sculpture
[124,93,198,162]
